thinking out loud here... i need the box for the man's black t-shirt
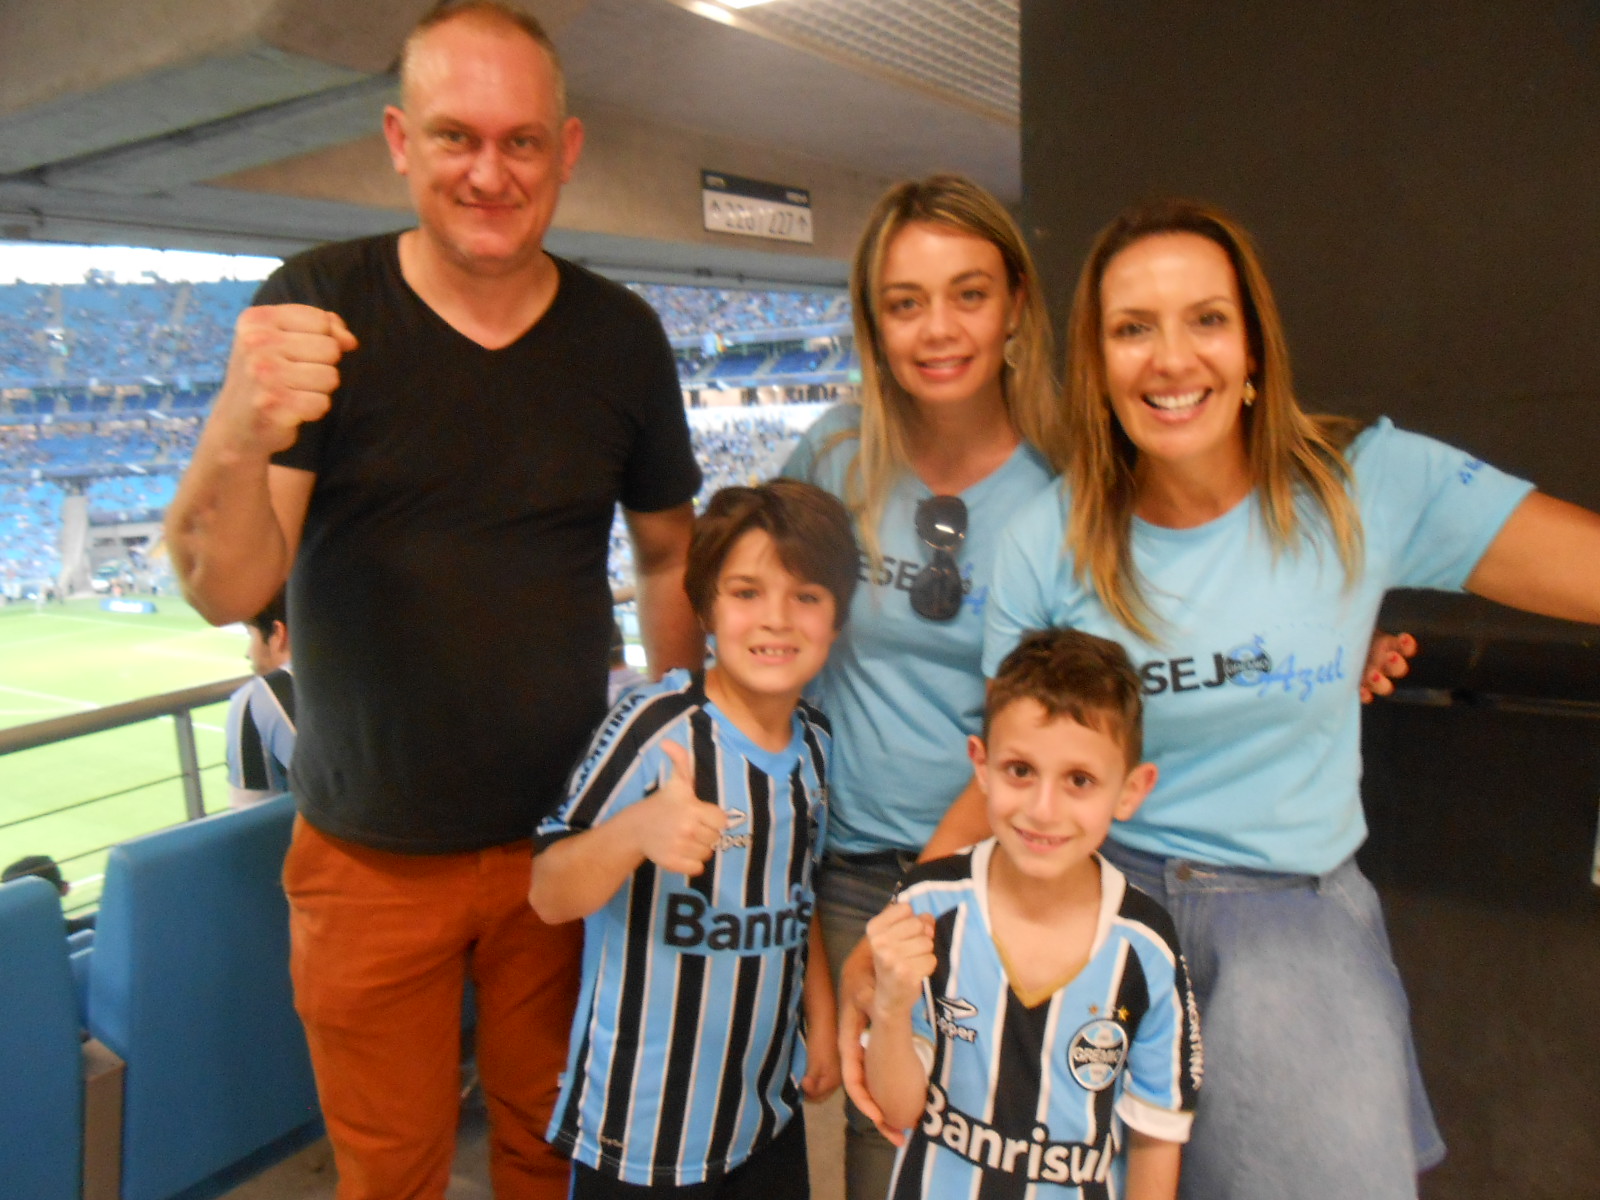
[263,234,701,852]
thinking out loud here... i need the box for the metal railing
[0,675,249,822]
[1,588,642,859]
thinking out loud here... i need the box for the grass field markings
[0,766,226,832]
[20,613,173,629]
[0,629,92,651]
[132,626,247,662]
[0,682,98,710]
[194,720,226,735]
[2,596,247,884]
[16,618,224,645]
[138,647,246,667]
[138,625,242,648]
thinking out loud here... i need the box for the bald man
[164,4,702,1196]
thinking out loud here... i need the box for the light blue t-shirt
[983,419,1534,874]
[783,403,1057,855]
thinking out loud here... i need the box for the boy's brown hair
[685,480,859,631]
[984,628,1145,765]
[246,589,287,641]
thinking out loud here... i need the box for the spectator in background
[225,590,295,810]
[605,618,647,706]
[2,854,95,934]
[162,4,702,1198]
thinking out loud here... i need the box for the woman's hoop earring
[1003,335,1021,370]
[1242,379,1257,407]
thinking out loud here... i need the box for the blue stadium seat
[68,926,97,1027]
[70,948,94,1030]
[87,795,320,1200]
[0,875,83,1200]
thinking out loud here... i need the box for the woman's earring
[1003,334,1021,370]
[1242,379,1257,407]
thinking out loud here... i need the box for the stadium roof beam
[40,76,399,197]
[0,0,432,174]
[0,0,1018,282]
[0,176,405,258]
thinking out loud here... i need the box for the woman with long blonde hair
[781,173,1065,1198]
[975,197,1600,1197]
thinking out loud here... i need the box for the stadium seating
[85,794,320,1200]
[0,875,83,1200]
[706,350,770,379]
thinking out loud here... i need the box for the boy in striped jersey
[865,629,1201,1200]
[225,591,296,810]
[531,479,859,1198]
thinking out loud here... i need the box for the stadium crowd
[627,282,844,338]
[1,277,846,392]
[0,271,841,595]
[0,279,244,390]
[605,415,802,589]
[1,406,807,595]
[0,481,59,589]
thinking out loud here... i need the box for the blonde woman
[973,198,1600,1198]
[781,174,1066,1197]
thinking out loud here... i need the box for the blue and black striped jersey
[888,843,1201,1200]
[225,665,296,801]
[535,669,831,1186]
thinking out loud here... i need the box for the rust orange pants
[284,817,582,1200]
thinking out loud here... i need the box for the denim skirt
[1101,840,1444,1200]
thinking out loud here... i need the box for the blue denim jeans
[815,851,916,1200]
[1102,841,1444,1200]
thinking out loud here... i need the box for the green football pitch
[0,597,250,919]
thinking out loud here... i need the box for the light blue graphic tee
[784,403,1056,855]
[984,419,1534,874]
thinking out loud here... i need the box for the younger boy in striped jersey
[531,479,859,1199]
[865,629,1201,1200]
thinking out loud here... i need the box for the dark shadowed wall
[1020,0,1600,509]
[1019,4,1600,1196]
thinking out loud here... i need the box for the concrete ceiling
[0,0,1019,287]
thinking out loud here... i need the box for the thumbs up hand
[632,740,729,876]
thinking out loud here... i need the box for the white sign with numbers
[701,171,813,245]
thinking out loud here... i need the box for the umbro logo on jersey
[934,996,978,1043]
[716,809,753,851]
